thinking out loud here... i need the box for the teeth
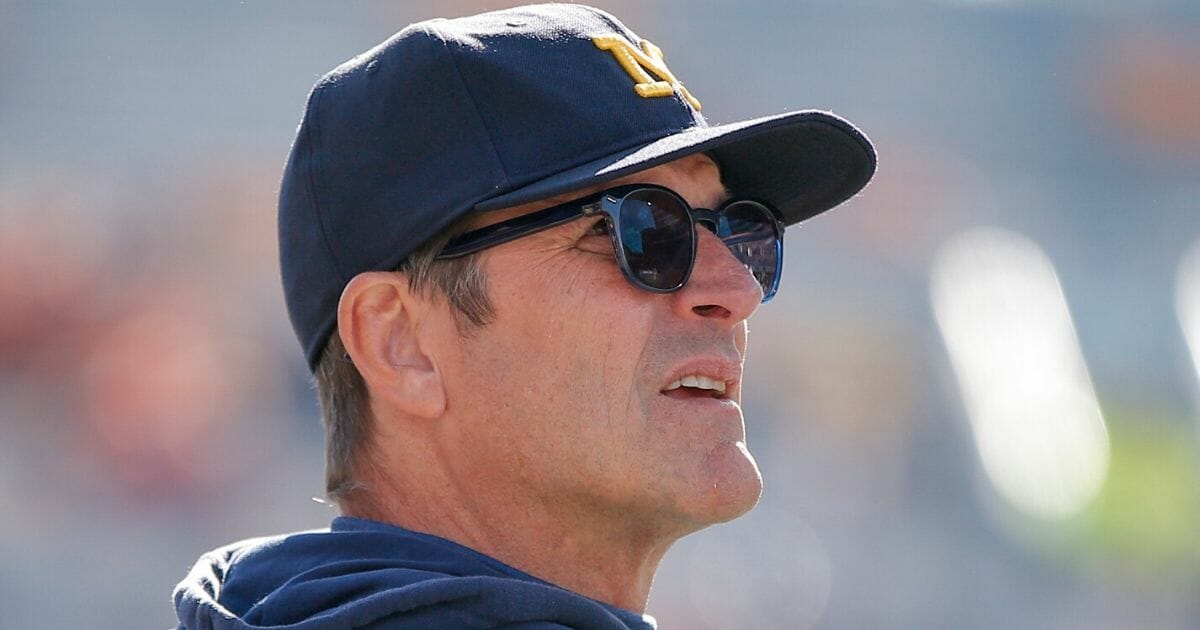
[664,374,727,394]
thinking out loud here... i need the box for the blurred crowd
[1,1,1198,628]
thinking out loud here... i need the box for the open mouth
[661,374,730,400]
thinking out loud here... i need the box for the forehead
[464,154,726,230]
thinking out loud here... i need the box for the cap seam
[426,23,512,192]
[302,83,349,285]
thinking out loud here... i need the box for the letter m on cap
[593,36,701,111]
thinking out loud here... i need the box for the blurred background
[1,0,1198,627]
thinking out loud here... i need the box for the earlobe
[337,272,447,419]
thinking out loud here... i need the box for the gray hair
[313,224,493,502]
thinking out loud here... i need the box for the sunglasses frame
[436,183,786,302]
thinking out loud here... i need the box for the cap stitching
[425,23,512,190]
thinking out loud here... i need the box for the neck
[341,447,685,613]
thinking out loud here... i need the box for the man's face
[440,154,764,537]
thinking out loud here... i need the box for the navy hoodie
[174,517,657,629]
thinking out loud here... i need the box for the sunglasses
[436,184,785,302]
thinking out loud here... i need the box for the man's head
[279,4,874,529]
[331,152,766,536]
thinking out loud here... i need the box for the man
[174,4,874,628]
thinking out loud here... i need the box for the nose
[672,227,762,324]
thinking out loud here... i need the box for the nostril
[692,304,730,318]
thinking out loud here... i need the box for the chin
[692,440,764,524]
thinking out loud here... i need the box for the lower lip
[660,389,741,411]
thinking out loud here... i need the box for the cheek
[509,275,658,432]
[499,251,654,373]
[539,293,656,420]
[463,246,663,435]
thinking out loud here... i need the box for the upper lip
[660,356,742,399]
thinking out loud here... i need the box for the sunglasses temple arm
[435,202,590,259]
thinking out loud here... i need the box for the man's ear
[337,272,446,419]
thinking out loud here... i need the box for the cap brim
[475,110,876,226]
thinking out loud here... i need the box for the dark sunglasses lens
[718,202,781,297]
[618,190,693,290]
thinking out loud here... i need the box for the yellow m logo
[593,36,701,111]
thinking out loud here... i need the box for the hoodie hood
[174,517,655,629]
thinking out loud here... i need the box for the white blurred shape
[931,227,1109,520]
[1178,237,1200,405]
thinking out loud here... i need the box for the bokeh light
[932,227,1110,520]
[1178,238,1200,404]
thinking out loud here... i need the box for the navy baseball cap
[280,3,876,369]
